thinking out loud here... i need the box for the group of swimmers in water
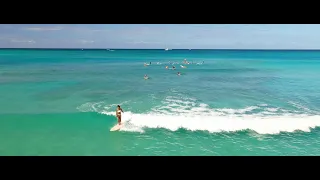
[143,59,204,79]
[116,59,204,125]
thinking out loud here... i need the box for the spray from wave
[77,95,320,134]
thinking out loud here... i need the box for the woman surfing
[116,105,124,125]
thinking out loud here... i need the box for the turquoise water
[1,49,320,156]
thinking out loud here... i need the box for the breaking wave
[77,95,320,134]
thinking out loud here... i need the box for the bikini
[117,109,121,117]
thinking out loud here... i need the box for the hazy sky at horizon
[0,24,320,49]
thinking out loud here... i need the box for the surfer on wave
[116,105,124,125]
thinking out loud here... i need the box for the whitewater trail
[77,95,320,134]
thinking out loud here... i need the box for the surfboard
[110,123,123,131]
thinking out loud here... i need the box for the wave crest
[77,95,320,134]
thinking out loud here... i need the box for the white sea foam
[78,95,320,134]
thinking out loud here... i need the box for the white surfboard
[110,123,123,131]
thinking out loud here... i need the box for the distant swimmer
[177,72,181,76]
[165,66,168,69]
[180,65,187,68]
[116,105,124,125]
[144,74,149,80]
[183,59,189,64]
[172,66,176,70]
[183,59,187,64]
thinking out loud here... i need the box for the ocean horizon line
[1,48,320,51]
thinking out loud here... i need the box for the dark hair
[117,105,120,107]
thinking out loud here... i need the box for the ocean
[0,49,320,156]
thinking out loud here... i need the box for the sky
[1,24,320,49]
